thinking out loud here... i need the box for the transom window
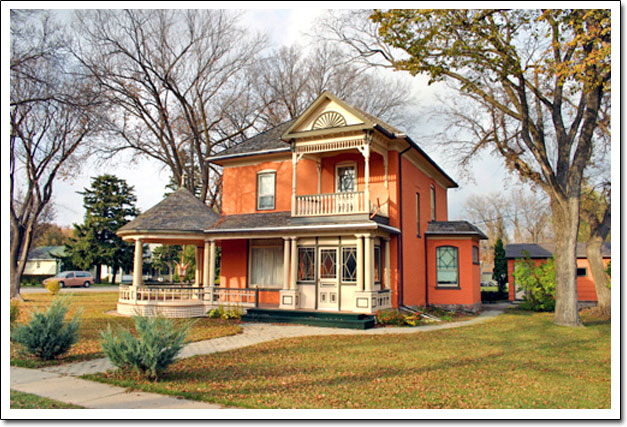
[336,165,356,193]
[257,171,276,210]
[320,249,337,279]
[436,246,459,287]
[298,247,315,281]
[341,247,357,282]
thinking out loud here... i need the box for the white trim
[207,147,290,162]
[204,223,400,234]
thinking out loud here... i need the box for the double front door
[317,247,339,311]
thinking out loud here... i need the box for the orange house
[117,92,487,319]
[506,243,611,302]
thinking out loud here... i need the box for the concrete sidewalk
[10,306,506,409]
[10,367,221,409]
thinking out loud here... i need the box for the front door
[318,247,339,311]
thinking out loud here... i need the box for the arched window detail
[436,246,459,287]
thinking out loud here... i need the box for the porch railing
[118,285,258,308]
[375,289,392,309]
[294,191,367,216]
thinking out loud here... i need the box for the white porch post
[132,238,143,287]
[364,235,374,292]
[283,237,291,290]
[291,153,298,215]
[290,237,298,290]
[203,240,215,288]
[384,237,391,290]
[195,246,202,286]
[209,240,216,288]
[356,234,364,291]
[363,143,370,213]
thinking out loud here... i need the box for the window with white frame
[336,164,356,193]
[341,247,357,282]
[436,246,459,287]
[430,185,436,221]
[257,171,276,210]
[250,242,283,288]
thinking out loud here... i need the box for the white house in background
[23,246,65,278]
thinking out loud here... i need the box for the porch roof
[205,211,400,235]
[425,221,488,239]
[117,187,220,236]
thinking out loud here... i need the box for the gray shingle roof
[425,221,488,239]
[117,187,220,234]
[27,246,65,260]
[207,121,294,162]
[506,242,611,259]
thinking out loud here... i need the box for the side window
[472,246,480,264]
[257,171,276,210]
[430,185,436,221]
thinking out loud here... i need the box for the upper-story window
[336,164,356,193]
[257,171,276,210]
[430,185,436,221]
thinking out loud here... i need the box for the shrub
[11,297,81,360]
[513,255,556,312]
[45,279,61,295]
[100,315,191,380]
[207,305,242,320]
[10,301,20,330]
[376,309,407,326]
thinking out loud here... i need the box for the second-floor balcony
[290,135,390,219]
[294,191,367,217]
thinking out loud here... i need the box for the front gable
[282,91,375,140]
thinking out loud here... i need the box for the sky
[15,7,524,228]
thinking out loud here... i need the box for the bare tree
[10,10,103,299]
[254,43,416,128]
[74,10,268,206]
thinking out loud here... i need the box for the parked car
[43,271,94,288]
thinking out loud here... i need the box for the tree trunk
[586,237,610,316]
[95,264,102,283]
[10,220,35,300]
[111,266,118,285]
[551,196,583,327]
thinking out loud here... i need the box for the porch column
[364,234,374,292]
[384,237,391,290]
[132,238,143,287]
[195,246,202,286]
[283,237,290,290]
[356,234,364,291]
[290,237,298,290]
[362,143,370,213]
[203,240,215,288]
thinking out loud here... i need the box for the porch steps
[241,309,375,330]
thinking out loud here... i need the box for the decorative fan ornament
[312,111,347,129]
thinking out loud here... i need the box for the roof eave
[206,147,291,164]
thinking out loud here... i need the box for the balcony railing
[294,191,368,217]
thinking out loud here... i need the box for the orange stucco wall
[507,257,608,302]
[426,238,481,307]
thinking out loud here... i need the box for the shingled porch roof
[117,187,220,236]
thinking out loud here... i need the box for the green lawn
[11,292,242,368]
[86,310,610,409]
[10,390,83,409]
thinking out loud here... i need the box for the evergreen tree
[492,238,508,295]
[63,175,139,283]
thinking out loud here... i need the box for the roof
[205,211,400,234]
[117,187,220,235]
[425,221,488,239]
[27,246,65,261]
[506,242,611,259]
[206,121,293,163]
